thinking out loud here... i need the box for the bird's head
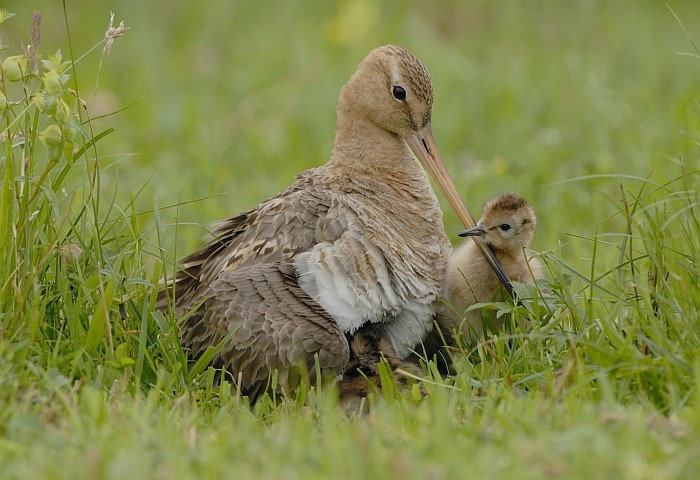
[459,193,537,253]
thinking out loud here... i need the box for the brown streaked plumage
[157,45,468,402]
[443,193,545,342]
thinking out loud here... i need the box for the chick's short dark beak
[458,224,486,237]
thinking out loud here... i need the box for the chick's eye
[392,85,407,101]
[499,224,511,231]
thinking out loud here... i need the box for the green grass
[1,1,700,478]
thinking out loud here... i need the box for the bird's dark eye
[392,85,406,101]
[499,224,511,231]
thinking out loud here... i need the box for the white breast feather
[294,229,437,358]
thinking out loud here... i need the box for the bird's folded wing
[180,261,350,395]
[159,173,345,312]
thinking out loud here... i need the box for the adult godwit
[443,193,545,342]
[158,45,506,400]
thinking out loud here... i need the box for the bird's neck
[491,243,526,261]
[328,113,416,178]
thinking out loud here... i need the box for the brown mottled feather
[157,171,335,311]
[183,262,349,398]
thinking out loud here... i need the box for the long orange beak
[406,123,514,296]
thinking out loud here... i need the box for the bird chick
[443,193,545,342]
[339,325,423,414]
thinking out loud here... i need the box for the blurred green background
[6,0,700,272]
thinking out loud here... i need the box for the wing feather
[157,169,336,313]
[180,261,350,397]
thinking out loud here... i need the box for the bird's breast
[294,183,450,358]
